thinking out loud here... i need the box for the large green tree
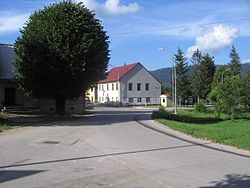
[190,49,203,102]
[14,2,109,114]
[190,50,215,101]
[173,48,190,104]
[209,75,244,120]
[228,45,241,76]
[200,53,216,99]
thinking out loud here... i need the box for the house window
[137,97,142,102]
[102,84,104,91]
[99,85,101,91]
[116,97,118,101]
[116,83,118,90]
[163,99,165,103]
[112,97,114,101]
[129,98,134,102]
[137,83,141,91]
[146,97,150,103]
[99,97,101,101]
[112,83,114,90]
[145,83,149,91]
[107,84,109,91]
[91,87,93,92]
[128,83,133,91]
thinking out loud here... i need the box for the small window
[107,84,109,91]
[137,98,142,102]
[145,83,149,91]
[116,83,118,90]
[91,87,93,92]
[102,85,104,91]
[146,97,150,103]
[137,83,141,91]
[116,97,118,101]
[112,83,114,90]
[129,98,134,102]
[128,83,133,91]
[163,99,165,103]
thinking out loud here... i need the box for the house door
[5,88,16,106]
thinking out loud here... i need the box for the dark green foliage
[209,75,244,120]
[174,48,190,101]
[14,1,109,113]
[228,45,241,76]
[242,72,250,108]
[152,109,221,124]
[194,102,207,112]
[190,50,216,101]
[190,49,203,100]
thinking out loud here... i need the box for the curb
[135,115,250,159]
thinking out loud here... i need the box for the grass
[154,109,250,150]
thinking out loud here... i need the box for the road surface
[0,107,250,187]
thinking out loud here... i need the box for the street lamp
[159,48,177,114]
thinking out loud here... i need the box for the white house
[97,62,161,105]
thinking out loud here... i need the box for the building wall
[120,64,161,105]
[86,86,98,102]
[97,82,120,103]
[0,80,34,107]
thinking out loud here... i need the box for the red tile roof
[99,62,139,83]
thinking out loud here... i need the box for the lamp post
[159,48,177,114]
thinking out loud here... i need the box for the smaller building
[160,93,173,107]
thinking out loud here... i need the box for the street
[0,107,250,187]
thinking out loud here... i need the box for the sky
[0,0,250,70]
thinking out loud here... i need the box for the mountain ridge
[150,63,250,87]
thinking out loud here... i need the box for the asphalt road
[0,107,250,188]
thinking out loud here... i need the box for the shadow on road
[201,174,250,188]
[0,142,210,169]
[0,170,45,183]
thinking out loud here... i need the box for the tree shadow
[201,174,250,188]
[0,170,45,183]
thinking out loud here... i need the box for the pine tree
[190,49,203,102]
[200,53,216,99]
[228,45,241,76]
[173,48,190,105]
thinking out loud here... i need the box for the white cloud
[0,12,29,33]
[186,25,239,58]
[75,0,140,16]
[242,59,250,64]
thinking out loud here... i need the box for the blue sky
[0,0,250,70]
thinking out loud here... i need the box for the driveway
[0,107,250,187]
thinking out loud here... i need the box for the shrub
[195,102,207,112]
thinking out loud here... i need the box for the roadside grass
[153,109,250,150]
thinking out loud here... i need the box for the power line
[112,17,250,35]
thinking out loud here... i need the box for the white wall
[97,82,120,103]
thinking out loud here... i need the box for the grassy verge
[153,109,250,150]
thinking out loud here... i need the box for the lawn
[154,110,250,150]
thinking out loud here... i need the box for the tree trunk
[55,97,65,114]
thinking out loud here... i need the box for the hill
[150,63,250,87]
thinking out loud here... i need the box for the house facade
[0,44,83,113]
[97,63,161,105]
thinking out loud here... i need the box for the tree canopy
[14,1,109,113]
[174,48,190,102]
[228,45,241,76]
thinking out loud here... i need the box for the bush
[195,102,207,112]
[152,108,222,124]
